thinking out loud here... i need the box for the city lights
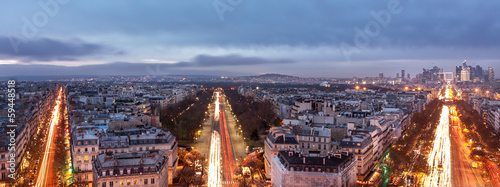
[207,131,221,187]
[36,88,63,187]
[424,106,451,187]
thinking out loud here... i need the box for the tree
[184,149,203,166]
[70,175,89,187]
[245,159,264,181]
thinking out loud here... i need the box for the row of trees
[54,94,70,186]
[389,99,444,175]
[160,89,214,141]
[455,100,499,153]
[175,149,206,185]
[224,88,280,141]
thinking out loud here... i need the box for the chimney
[334,153,342,159]
[288,151,293,156]
[341,151,349,156]
[323,157,326,165]
[303,156,306,164]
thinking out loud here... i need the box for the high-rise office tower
[401,70,405,81]
[456,66,462,82]
[489,67,495,82]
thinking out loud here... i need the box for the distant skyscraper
[456,66,462,82]
[489,67,495,82]
[401,70,405,81]
[475,65,483,81]
[461,67,471,82]
[407,74,410,79]
[396,73,399,78]
[379,73,384,80]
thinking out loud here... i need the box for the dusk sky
[1,0,499,78]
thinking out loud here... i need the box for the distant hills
[250,73,298,78]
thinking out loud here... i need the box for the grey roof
[277,151,355,170]
[267,133,299,144]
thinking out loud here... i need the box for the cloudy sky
[0,0,499,78]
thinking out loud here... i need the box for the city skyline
[0,1,499,78]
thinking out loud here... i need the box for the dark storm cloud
[24,0,497,49]
[0,36,118,61]
[188,54,294,66]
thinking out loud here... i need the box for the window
[134,179,138,185]
[1,154,4,159]
[85,148,88,152]
[144,179,148,185]
[120,180,124,186]
[84,156,89,161]
[77,156,81,162]
[92,147,95,152]
[92,155,95,161]
[102,183,106,187]
[77,148,80,153]
[1,163,5,170]
[127,180,131,185]
[110,181,113,187]
[151,178,155,184]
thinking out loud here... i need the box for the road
[200,90,247,186]
[208,131,221,187]
[424,106,452,187]
[449,106,486,187]
[36,87,63,187]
